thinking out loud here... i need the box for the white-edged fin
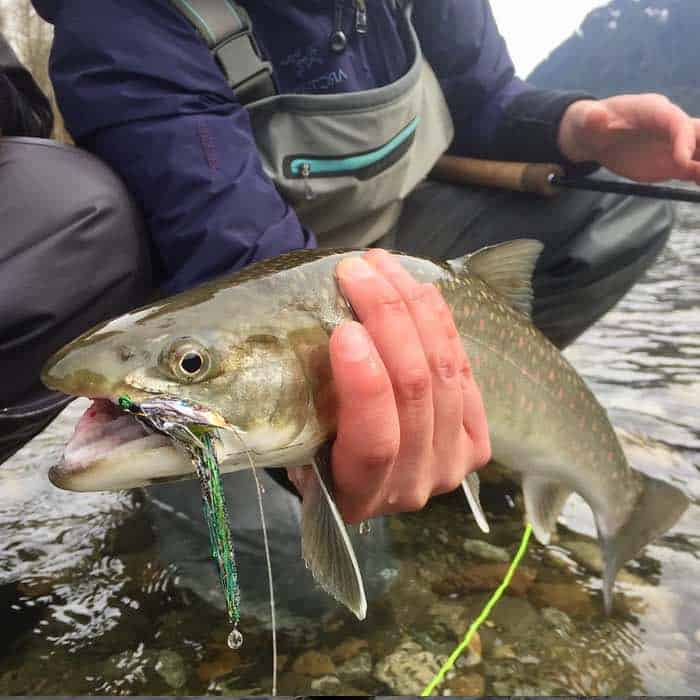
[462,472,490,533]
[301,444,367,620]
[448,239,544,317]
[522,475,571,545]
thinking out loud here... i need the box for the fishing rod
[431,155,700,204]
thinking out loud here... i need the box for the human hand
[290,250,491,524]
[558,94,700,184]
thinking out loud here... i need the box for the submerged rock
[291,650,336,677]
[154,650,187,689]
[531,582,596,616]
[462,539,511,562]
[310,674,341,692]
[432,562,537,597]
[196,649,244,682]
[541,606,575,636]
[562,538,646,585]
[336,650,373,681]
[374,639,443,695]
[447,671,485,696]
[331,637,368,664]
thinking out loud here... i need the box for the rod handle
[431,155,564,197]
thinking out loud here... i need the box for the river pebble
[291,650,336,677]
[336,650,372,681]
[154,650,187,689]
[373,640,443,696]
[462,538,511,562]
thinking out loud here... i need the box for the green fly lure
[194,430,243,649]
[117,396,243,649]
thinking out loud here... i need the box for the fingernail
[337,256,374,282]
[336,321,372,362]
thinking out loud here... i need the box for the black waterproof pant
[0,138,152,464]
[0,136,674,465]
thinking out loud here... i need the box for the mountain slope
[528,0,700,115]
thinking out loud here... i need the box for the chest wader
[170,0,454,248]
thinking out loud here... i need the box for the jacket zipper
[355,0,368,34]
[287,117,419,202]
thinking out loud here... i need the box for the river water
[1,203,699,696]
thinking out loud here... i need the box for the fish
[41,241,689,618]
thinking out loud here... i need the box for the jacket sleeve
[413,0,597,168]
[45,0,314,295]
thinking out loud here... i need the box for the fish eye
[180,351,203,375]
[160,338,212,383]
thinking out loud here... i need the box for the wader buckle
[169,0,275,105]
[213,28,274,105]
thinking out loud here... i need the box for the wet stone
[531,582,597,617]
[310,674,341,692]
[336,650,373,681]
[541,606,575,635]
[196,649,244,681]
[466,594,540,637]
[447,671,485,696]
[491,642,517,660]
[154,650,187,689]
[331,637,368,663]
[462,538,511,562]
[291,650,336,677]
[373,639,443,696]
[432,563,537,597]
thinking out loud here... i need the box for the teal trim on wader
[287,117,420,178]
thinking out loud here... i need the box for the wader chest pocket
[283,117,419,189]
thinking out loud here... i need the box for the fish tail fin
[597,471,688,614]
[301,443,367,620]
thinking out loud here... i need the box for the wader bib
[170,0,454,248]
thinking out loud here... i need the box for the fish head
[42,293,332,492]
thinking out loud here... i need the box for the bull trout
[41,241,688,618]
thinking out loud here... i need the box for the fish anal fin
[301,442,367,620]
[462,472,490,533]
[523,475,572,545]
[448,239,544,317]
[597,472,688,614]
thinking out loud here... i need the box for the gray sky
[490,1,610,77]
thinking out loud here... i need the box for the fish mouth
[49,397,227,492]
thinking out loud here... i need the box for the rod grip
[431,155,564,197]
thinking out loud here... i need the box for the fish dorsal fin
[449,239,544,318]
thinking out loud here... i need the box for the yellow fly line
[421,523,534,697]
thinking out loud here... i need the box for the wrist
[557,99,599,164]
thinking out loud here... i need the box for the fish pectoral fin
[462,472,490,533]
[596,471,688,615]
[522,475,572,545]
[301,442,368,620]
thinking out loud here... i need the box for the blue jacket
[32,0,589,293]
